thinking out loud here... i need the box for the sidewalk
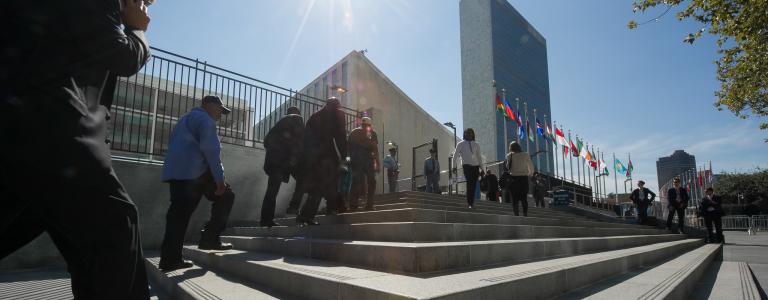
[722,231,768,294]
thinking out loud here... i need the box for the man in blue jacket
[159,95,235,271]
[666,177,689,233]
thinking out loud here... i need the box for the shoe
[159,260,194,272]
[198,242,233,250]
[259,220,281,228]
[468,205,473,209]
[298,220,319,227]
[286,207,298,215]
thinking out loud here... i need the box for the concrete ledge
[220,234,685,274]
[692,261,762,300]
[180,239,703,299]
[144,256,289,300]
[227,222,672,242]
[562,243,721,299]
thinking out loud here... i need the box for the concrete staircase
[146,191,760,299]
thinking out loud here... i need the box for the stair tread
[181,239,702,299]
[692,261,762,300]
[558,243,722,299]
[145,256,291,300]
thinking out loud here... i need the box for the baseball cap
[202,95,231,115]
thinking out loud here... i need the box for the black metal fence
[109,47,359,159]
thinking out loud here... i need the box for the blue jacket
[162,108,225,182]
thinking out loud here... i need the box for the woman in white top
[503,141,534,216]
[453,128,482,208]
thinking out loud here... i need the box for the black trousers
[636,204,648,224]
[510,176,529,216]
[387,174,397,193]
[261,174,285,223]
[487,190,498,202]
[160,172,235,265]
[287,176,306,211]
[350,169,376,209]
[534,190,545,207]
[0,168,149,299]
[666,207,685,232]
[704,213,724,242]
[463,165,480,206]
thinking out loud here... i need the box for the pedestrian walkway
[722,231,768,295]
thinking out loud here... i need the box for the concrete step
[376,192,568,215]
[558,243,722,299]
[374,198,589,220]
[692,261,762,300]
[144,256,291,300]
[273,208,658,230]
[227,222,672,242]
[181,238,704,299]
[220,234,685,274]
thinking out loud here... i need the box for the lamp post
[443,122,457,195]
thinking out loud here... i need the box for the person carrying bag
[503,142,534,216]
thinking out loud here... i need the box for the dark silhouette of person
[295,98,348,226]
[0,0,152,298]
[261,107,304,227]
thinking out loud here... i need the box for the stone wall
[0,144,297,270]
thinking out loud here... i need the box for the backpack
[499,156,515,189]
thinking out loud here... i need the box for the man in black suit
[666,177,690,233]
[261,107,304,227]
[700,187,724,243]
[629,180,656,224]
[0,0,152,298]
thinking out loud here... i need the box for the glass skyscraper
[461,0,553,175]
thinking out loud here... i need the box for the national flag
[536,119,544,137]
[599,160,609,175]
[589,160,598,169]
[518,124,526,140]
[626,160,634,177]
[555,127,567,145]
[515,111,523,127]
[495,94,504,113]
[583,149,593,162]
[698,172,704,187]
[614,159,627,174]
[527,121,534,142]
[708,161,714,183]
[503,98,515,121]
[563,145,570,157]
[576,138,584,158]
[570,139,579,157]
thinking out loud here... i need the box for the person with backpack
[503,141,534,216]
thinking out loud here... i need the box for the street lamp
[443,122,457,195]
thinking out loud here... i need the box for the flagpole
[544,115,551,176]
[628,153,633,190]
[501,88,508,157]
[613,152,619,204]
[587,146,593,204]
[533,108,541,172]
[553,120,560,182]
[560,125,567,186]
[595,145,601,203]
[602,151,608,202]
[516,98,521,143]
[575,135,582,187]
[524,102,530,154]
[567,130,574,185]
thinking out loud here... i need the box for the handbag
[333,138,353,196]
[499,157,516,189]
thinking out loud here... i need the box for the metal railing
[109,47,359,159]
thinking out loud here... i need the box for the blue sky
[147,0,766,193]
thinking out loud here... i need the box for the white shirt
[638,189,646,201]
[505,152,534,177]
[453,140,482,167]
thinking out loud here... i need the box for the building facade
[460,0,554,175]
[292,51,457,194]
[656,150,697,189]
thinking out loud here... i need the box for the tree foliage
[713,169,768,212]
[629,0,768,141]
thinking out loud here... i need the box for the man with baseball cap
[159,95,235,271]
